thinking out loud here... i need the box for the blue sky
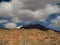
[0,0,60,31]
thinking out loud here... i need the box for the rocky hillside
[0,25,60,45]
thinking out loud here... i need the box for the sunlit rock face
[0,28,60,45]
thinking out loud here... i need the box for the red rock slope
[0,28,60,45]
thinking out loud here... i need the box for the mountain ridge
[0,26,60,45]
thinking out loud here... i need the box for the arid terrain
[0,28,60,45]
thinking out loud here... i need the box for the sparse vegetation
[17,34,36,45]
[0,40,7,45]
[44,41,56,45]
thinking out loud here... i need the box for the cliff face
[0,28,60,45]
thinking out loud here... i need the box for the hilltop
[0,24,60,45]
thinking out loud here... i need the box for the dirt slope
[0,28,60,45]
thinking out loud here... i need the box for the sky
[0,0,60,31]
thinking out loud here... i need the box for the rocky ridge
[0,24,60,45]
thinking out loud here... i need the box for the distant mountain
[0,0,11,2]
[21,24,48,31]
[56,2,60,6]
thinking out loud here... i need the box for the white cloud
[0,0,59,22]
[50,16,60,27]
[11,0,24,10]
[4,22,17,29]
[17,10,37,22]
[13,4,59,22]
[0,0,60,29]
[33,4,60,21]
[11,18,20,23]
[0,2,13,17]
[0,20,7,23]
[0,2,12,12]
[21,0,60,10]
[45,4,59,14]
